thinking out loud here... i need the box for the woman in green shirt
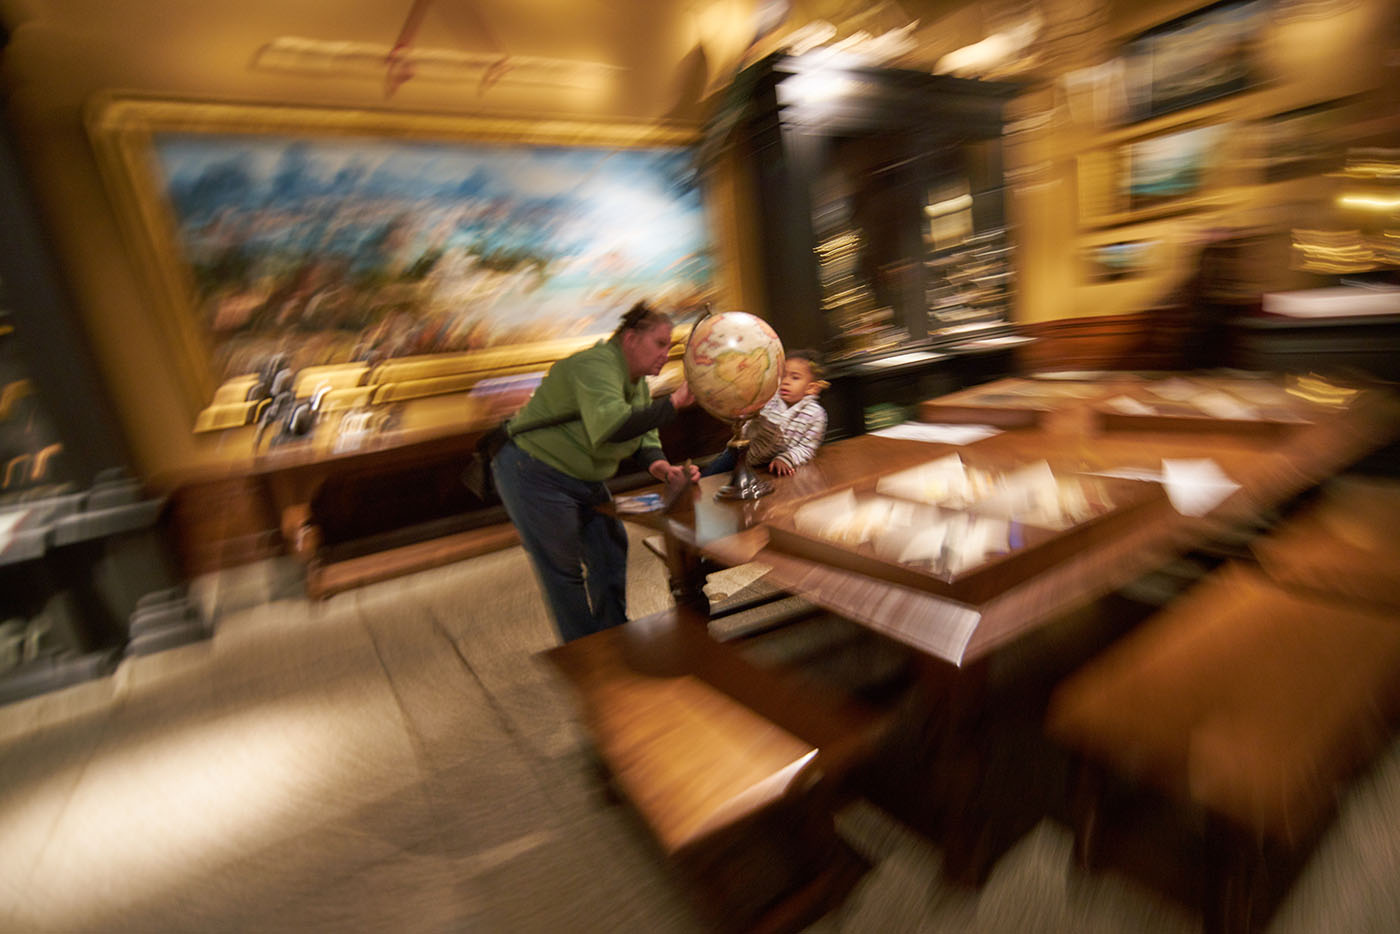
[493,303,700,642]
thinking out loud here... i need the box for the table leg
[661,523,711,619]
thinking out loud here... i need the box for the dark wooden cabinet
[723,54,1023,435]
[1,119,203,703]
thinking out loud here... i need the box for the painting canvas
[86,97,718,418]
[152,133,715,381]
[1084,240,1159,282]
[1255,99,1349,182]
[1122,0,1268,123]
[1123,124,1229,209]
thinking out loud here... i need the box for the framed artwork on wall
[1122,0,1269,124]
[87,96,717,425]
[1083,239,1161,282]
[1253,98,1351,182]
[1121,123,1231,210]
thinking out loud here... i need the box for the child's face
[778,358,819,405]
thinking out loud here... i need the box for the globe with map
[682,310,784,423]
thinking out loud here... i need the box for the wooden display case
[1088,374,1325,437]
[722,54,1021,435]
[761,452,1165,607]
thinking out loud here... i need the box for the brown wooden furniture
[163,392,730,596]
[578,373,1400,922]
[1013,308,1200,374]
[158,417,504,585]
[660,376,1400,667]
[1250,475,1400,609]
[545,607,892,933]
[1045,563,1400,932]
[255,423,509,599]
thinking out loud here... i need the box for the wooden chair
[545,608,894,933]
[1046,564,1400,933]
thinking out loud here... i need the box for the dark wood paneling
[1015,310,1175,373]
[165,475,281,578]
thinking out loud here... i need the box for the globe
[682,310,784,423]
[682,310,785,499]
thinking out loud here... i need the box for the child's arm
[770,400,827,473]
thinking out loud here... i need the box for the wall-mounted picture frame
[1083,239,1160,282]
[1122,123,1230,210]
[87,96,717,425]
[1122,0,1269,124]
[1253,98,1351,182]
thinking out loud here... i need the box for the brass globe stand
[716,416,773,500]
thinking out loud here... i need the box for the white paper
[1104,395,1156,415]
[759,557,982,665]
[0,508,35,555]
[1087,466,1165,483]
[1224,381,1290,406]
[977,460,1057,521]
[1031,370,1110,381]
[793,489,859,538]
[873,520,949,564]
[951,516,1010,574]
[876,454,971,506]
[1263,286,1400,318]
[1149,378,1200,402]
[1160,458,1241,517]
[1190,390,1258,421]
[871,422,1002,445]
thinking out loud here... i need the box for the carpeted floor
[1,525,1398,932]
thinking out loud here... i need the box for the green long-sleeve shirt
[511,339,665,482]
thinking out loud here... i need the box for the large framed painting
[87,96,718,425]
[1122,0,1269,124]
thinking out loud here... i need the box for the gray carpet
[1,525,1397,932]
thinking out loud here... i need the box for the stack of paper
[1161,458,1241,517]
[1104,395,1156,415]
[1089,458,1240,517]
[871,423,1003,445]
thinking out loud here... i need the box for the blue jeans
[492,440,629,643]
[700,446,738,477]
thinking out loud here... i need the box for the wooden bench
[545,609,894,933]
[1250,474,1400,609]
[1045,563,1400,932]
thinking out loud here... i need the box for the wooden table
[619,372,1400,881]
[648,373,1400,666]
[247,419,509,598]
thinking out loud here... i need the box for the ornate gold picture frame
[86,95,716,430]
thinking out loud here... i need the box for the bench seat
[1251,475,1400,609]
[1046,564,1400,931]
[546,610,889,932]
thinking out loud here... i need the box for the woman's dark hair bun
[621,301,652,331]
[613,301,673,338]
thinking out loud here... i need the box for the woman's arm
[606,380,694,442]
[603,397,679,442]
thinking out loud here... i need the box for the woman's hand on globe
[669,381,695,410]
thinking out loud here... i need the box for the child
[702,349,829,478]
